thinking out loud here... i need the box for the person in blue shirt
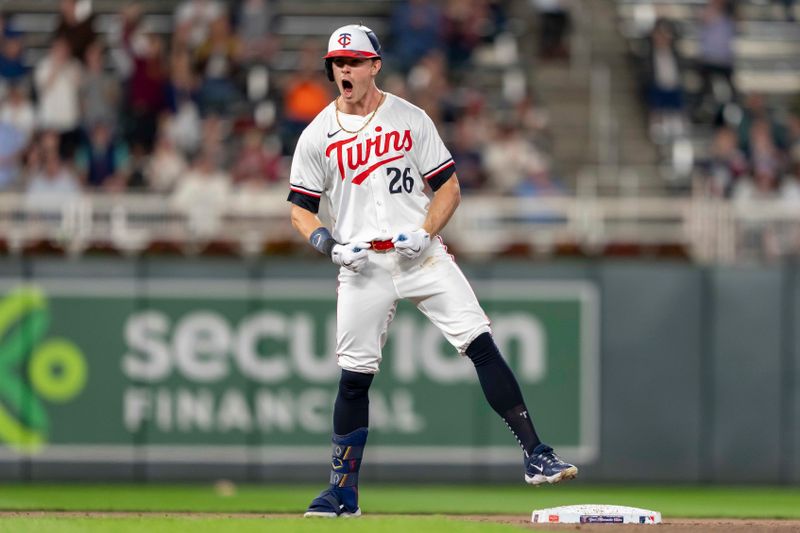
[0,28,27,83]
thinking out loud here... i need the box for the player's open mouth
[342,79,353,96]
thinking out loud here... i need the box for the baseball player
[287,24,578,518]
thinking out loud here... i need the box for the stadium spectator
[231,126,282,188]
[532,0,571,60]
[732,167,778,204]
[174,0,225,51]
[279,40,331,153]
[0,27,26,85]
[407,50,452,123]
[486,0,510,39]
[165,50,202,154]
[389,0,445,73]
[234,0,279,65]
[513,154,562,198]
[34,38,83,158]
[701,126,748,197]
[74,122,130,191]
[450,117,487,192]
[108,3,146,80]
[125,144,149,190]
[736,93,789,157]
[696,0,737,118]
[0,120,27,191]
[748,118,785,184]
[39,129,62,159]
[199,114,231,167]
[172,150,231,205]
[383,72,411,101]
[24,136,81,211]
[124,33,169,152]
[171,149,232,236]
[80,40,120,131]
[145,133,187,193]
[640,19,686,145]
[195,15,243,115]
[0,81,36,143]
[452,94,495,177]
[53,0,97,62]
[406,49,449,96]
[483,119,550,194]
[733,165,781,259]
[443,0,486,70]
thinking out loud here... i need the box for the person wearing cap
[288,24,578,519]
[0,27,27,83]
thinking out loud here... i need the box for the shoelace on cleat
[540,451,565,467]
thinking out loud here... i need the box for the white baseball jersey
[287,92,455,244]
[288,91,490,372]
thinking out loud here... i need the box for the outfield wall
[0,257,796,484]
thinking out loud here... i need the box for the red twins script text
[326,126,413,185]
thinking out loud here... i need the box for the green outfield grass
[0,516,525,533]
[1,484,799,532]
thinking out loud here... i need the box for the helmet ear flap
[325,59,334,82]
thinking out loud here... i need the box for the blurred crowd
[0,0,286,216]
[633,0,800,203]
[3,0,800,217]
[0,0,575,213]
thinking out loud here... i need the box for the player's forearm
[422,175,461,236]
[291,205,326,241]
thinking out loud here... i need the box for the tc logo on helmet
[337,33,352,47]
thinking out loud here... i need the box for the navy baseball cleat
[304,427,367,518]
[304,487,362,518]
[524,443,578,486]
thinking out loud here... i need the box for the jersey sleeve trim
[289,184,322,198]
[424,159,456,191]
[423,158,455,180]
[287,190,321,213]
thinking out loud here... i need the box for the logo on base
[580,515,624,524]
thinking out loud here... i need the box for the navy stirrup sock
[307,426,368,515]
[328,427,368,512]
[320,369,373,513]
[466,332,541,456]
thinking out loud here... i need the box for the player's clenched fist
[392,229,430,260]
[308,227,371,273]
[332,242,372,272]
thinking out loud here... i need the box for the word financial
[123,386,423,434]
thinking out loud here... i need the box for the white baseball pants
[335,238,491,373]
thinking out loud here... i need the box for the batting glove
[392,229,430,260]
[332,242,371,272]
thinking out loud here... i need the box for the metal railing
[2,192,799,263]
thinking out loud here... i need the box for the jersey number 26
[387,167,414,194]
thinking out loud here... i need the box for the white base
[531,504,661,525]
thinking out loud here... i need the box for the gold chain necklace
[335,91,386,135]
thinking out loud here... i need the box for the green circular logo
[29,339,88,403]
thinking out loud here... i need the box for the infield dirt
[3,511,800,531]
